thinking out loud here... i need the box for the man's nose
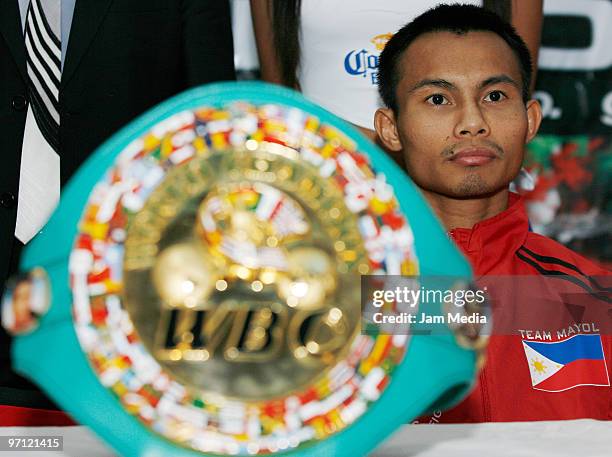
[454,101,490,138]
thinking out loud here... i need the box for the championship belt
[2,83,487,456]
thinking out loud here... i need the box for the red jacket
[422,193,611,423]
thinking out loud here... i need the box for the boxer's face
[376,31,541,198]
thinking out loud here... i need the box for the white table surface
[1,419,611,456]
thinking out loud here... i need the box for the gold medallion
[123,144,365,400]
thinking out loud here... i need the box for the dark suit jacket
[0,0,235,408]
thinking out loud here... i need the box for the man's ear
[374,108,403,152]
[525,99,542,143]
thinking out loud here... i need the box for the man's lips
[448,148,498,166]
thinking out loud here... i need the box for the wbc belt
[2,82,486,456]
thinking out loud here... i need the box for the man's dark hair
[378,4,532,112]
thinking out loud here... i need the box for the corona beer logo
[343,33,392,85]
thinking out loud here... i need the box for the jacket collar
[449,192,529,274]
[0,0,114,89]
[61,0,113,90]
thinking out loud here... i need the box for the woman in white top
[251,0,542,164]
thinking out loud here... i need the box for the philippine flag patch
[522,334,610,392]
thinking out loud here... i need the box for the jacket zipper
[449,228,490,418]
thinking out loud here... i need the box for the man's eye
[426,94,449,105]
[484,90,506,102]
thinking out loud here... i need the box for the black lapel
[0,0,27,82]
[61,0,113,89]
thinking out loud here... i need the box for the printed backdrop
[524,0,611,268]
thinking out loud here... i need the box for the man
[0,0,235,425]
[374,4,611,422]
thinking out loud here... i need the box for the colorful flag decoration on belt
[522,334,610,392]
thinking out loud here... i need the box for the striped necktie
[15,0,61,244]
